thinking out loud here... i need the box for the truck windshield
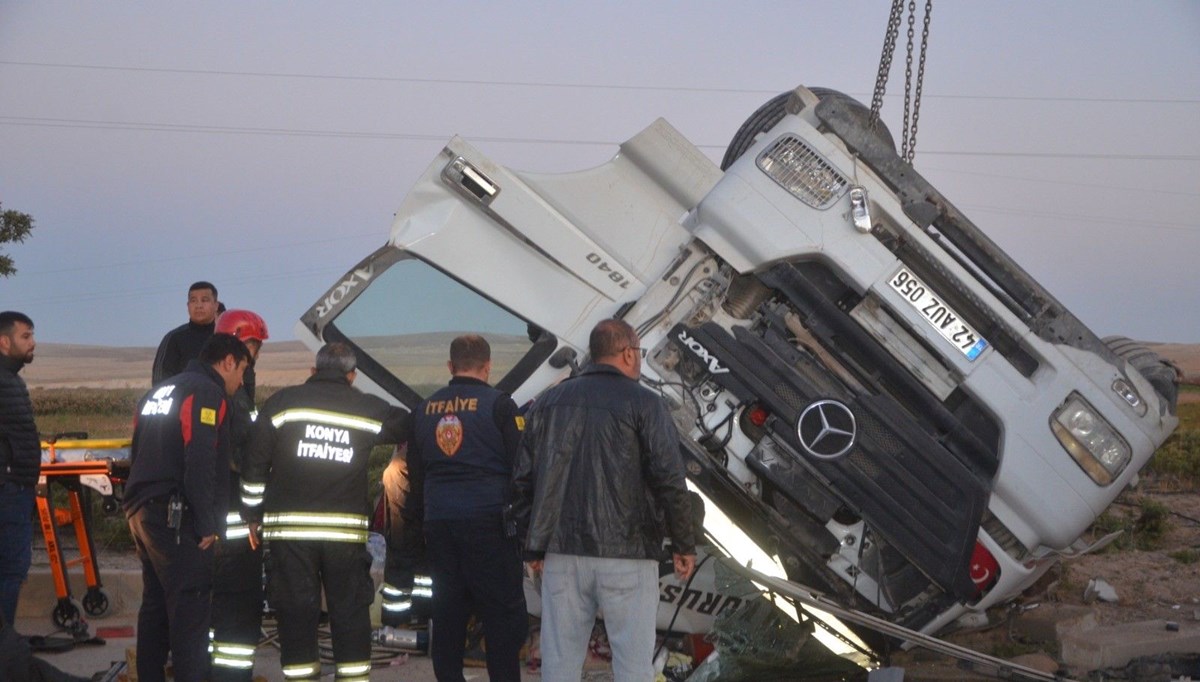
[327,257,544,399]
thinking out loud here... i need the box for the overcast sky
[1,1,1197,347]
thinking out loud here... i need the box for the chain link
[906,0,934,164]
[901,0,916,160]
[870,0,934,164]
[869,0,905,126]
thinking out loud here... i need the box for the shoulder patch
[514,415,525,431]
[200,407,217,426]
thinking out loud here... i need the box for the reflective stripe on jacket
[241,368,409,541]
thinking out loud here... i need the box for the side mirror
[547,347,580,374]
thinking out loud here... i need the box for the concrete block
[1061,619,1200,671]
[1010,603,1098,644]
[17,567,143,620]
[1009,652,1059,674]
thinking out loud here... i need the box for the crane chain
[870,0,933,164]
[902,0,933,163]
[868,0,905,127]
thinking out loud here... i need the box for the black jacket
[242,369,408,541]
[512,363,695,561]
[123,360,232,539]
[151,320,215,385]
[0,355,40,487]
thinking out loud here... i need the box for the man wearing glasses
[512,318,696,681]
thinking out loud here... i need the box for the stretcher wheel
[51,599,82,630]
[83,589,109,617]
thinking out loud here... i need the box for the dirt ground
[1054,489,1200,625]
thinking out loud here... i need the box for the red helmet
[215,309,269,343]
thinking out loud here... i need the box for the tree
[0,203,35,277]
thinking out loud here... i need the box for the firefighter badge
[435,414,464,457]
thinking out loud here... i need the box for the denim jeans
[0,482,35,627]
[540,553,659,682]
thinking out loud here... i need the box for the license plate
[888,267,989,361]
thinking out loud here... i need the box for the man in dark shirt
[400,335,527,682]
[0,311,39,628]
[151,281,220,384]
[124,333,251,682]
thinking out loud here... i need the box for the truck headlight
[1050,393,1131,486]
[756,135,848,210]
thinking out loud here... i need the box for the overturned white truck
[297,85,1179,642]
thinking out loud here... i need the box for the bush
[31,388,142,416]
[1092,497,1172,552]
[1148,401,1200,486]
[1169,548,1200,565]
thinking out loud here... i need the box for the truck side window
[329,258,541,398]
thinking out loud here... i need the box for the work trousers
[0,482,35,627]
[425,516,527,682]
[540,553,659,682]
[127,500,214,682]
[210,539,264,681]
[267,539,374,681]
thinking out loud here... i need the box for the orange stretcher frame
[37,436,131,633]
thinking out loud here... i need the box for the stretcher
[37,433,131,634]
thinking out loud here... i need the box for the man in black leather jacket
[0,311,39,628]
[512,318,695,681]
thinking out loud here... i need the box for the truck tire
[1103,335,1180,410]
[720,87,896,170]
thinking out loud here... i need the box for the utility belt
[144,492,189,544]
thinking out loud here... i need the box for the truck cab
[296,85,1179,638]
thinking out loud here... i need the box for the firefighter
[242,342,408,681]
[123,333,251,682]
[400,334,527,682]
[209,309,269,680]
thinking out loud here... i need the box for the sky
[1,1,1197,347]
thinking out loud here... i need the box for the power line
[14,232,384,277]
[2,115,1197,162]
[920,165,1200,199]
[2,60,1198,104]
[0,60,781,96]
[9,266,347,307]
[960,204,1199,233]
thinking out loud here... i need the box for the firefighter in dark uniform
[241,342,408,682]
[123,334,251,682]
[400,334,527,682]
[209,309,270,680]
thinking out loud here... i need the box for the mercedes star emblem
[796,400,856,459]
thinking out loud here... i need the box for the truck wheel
[721,87,896,170]
[1103,335,1180,409]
